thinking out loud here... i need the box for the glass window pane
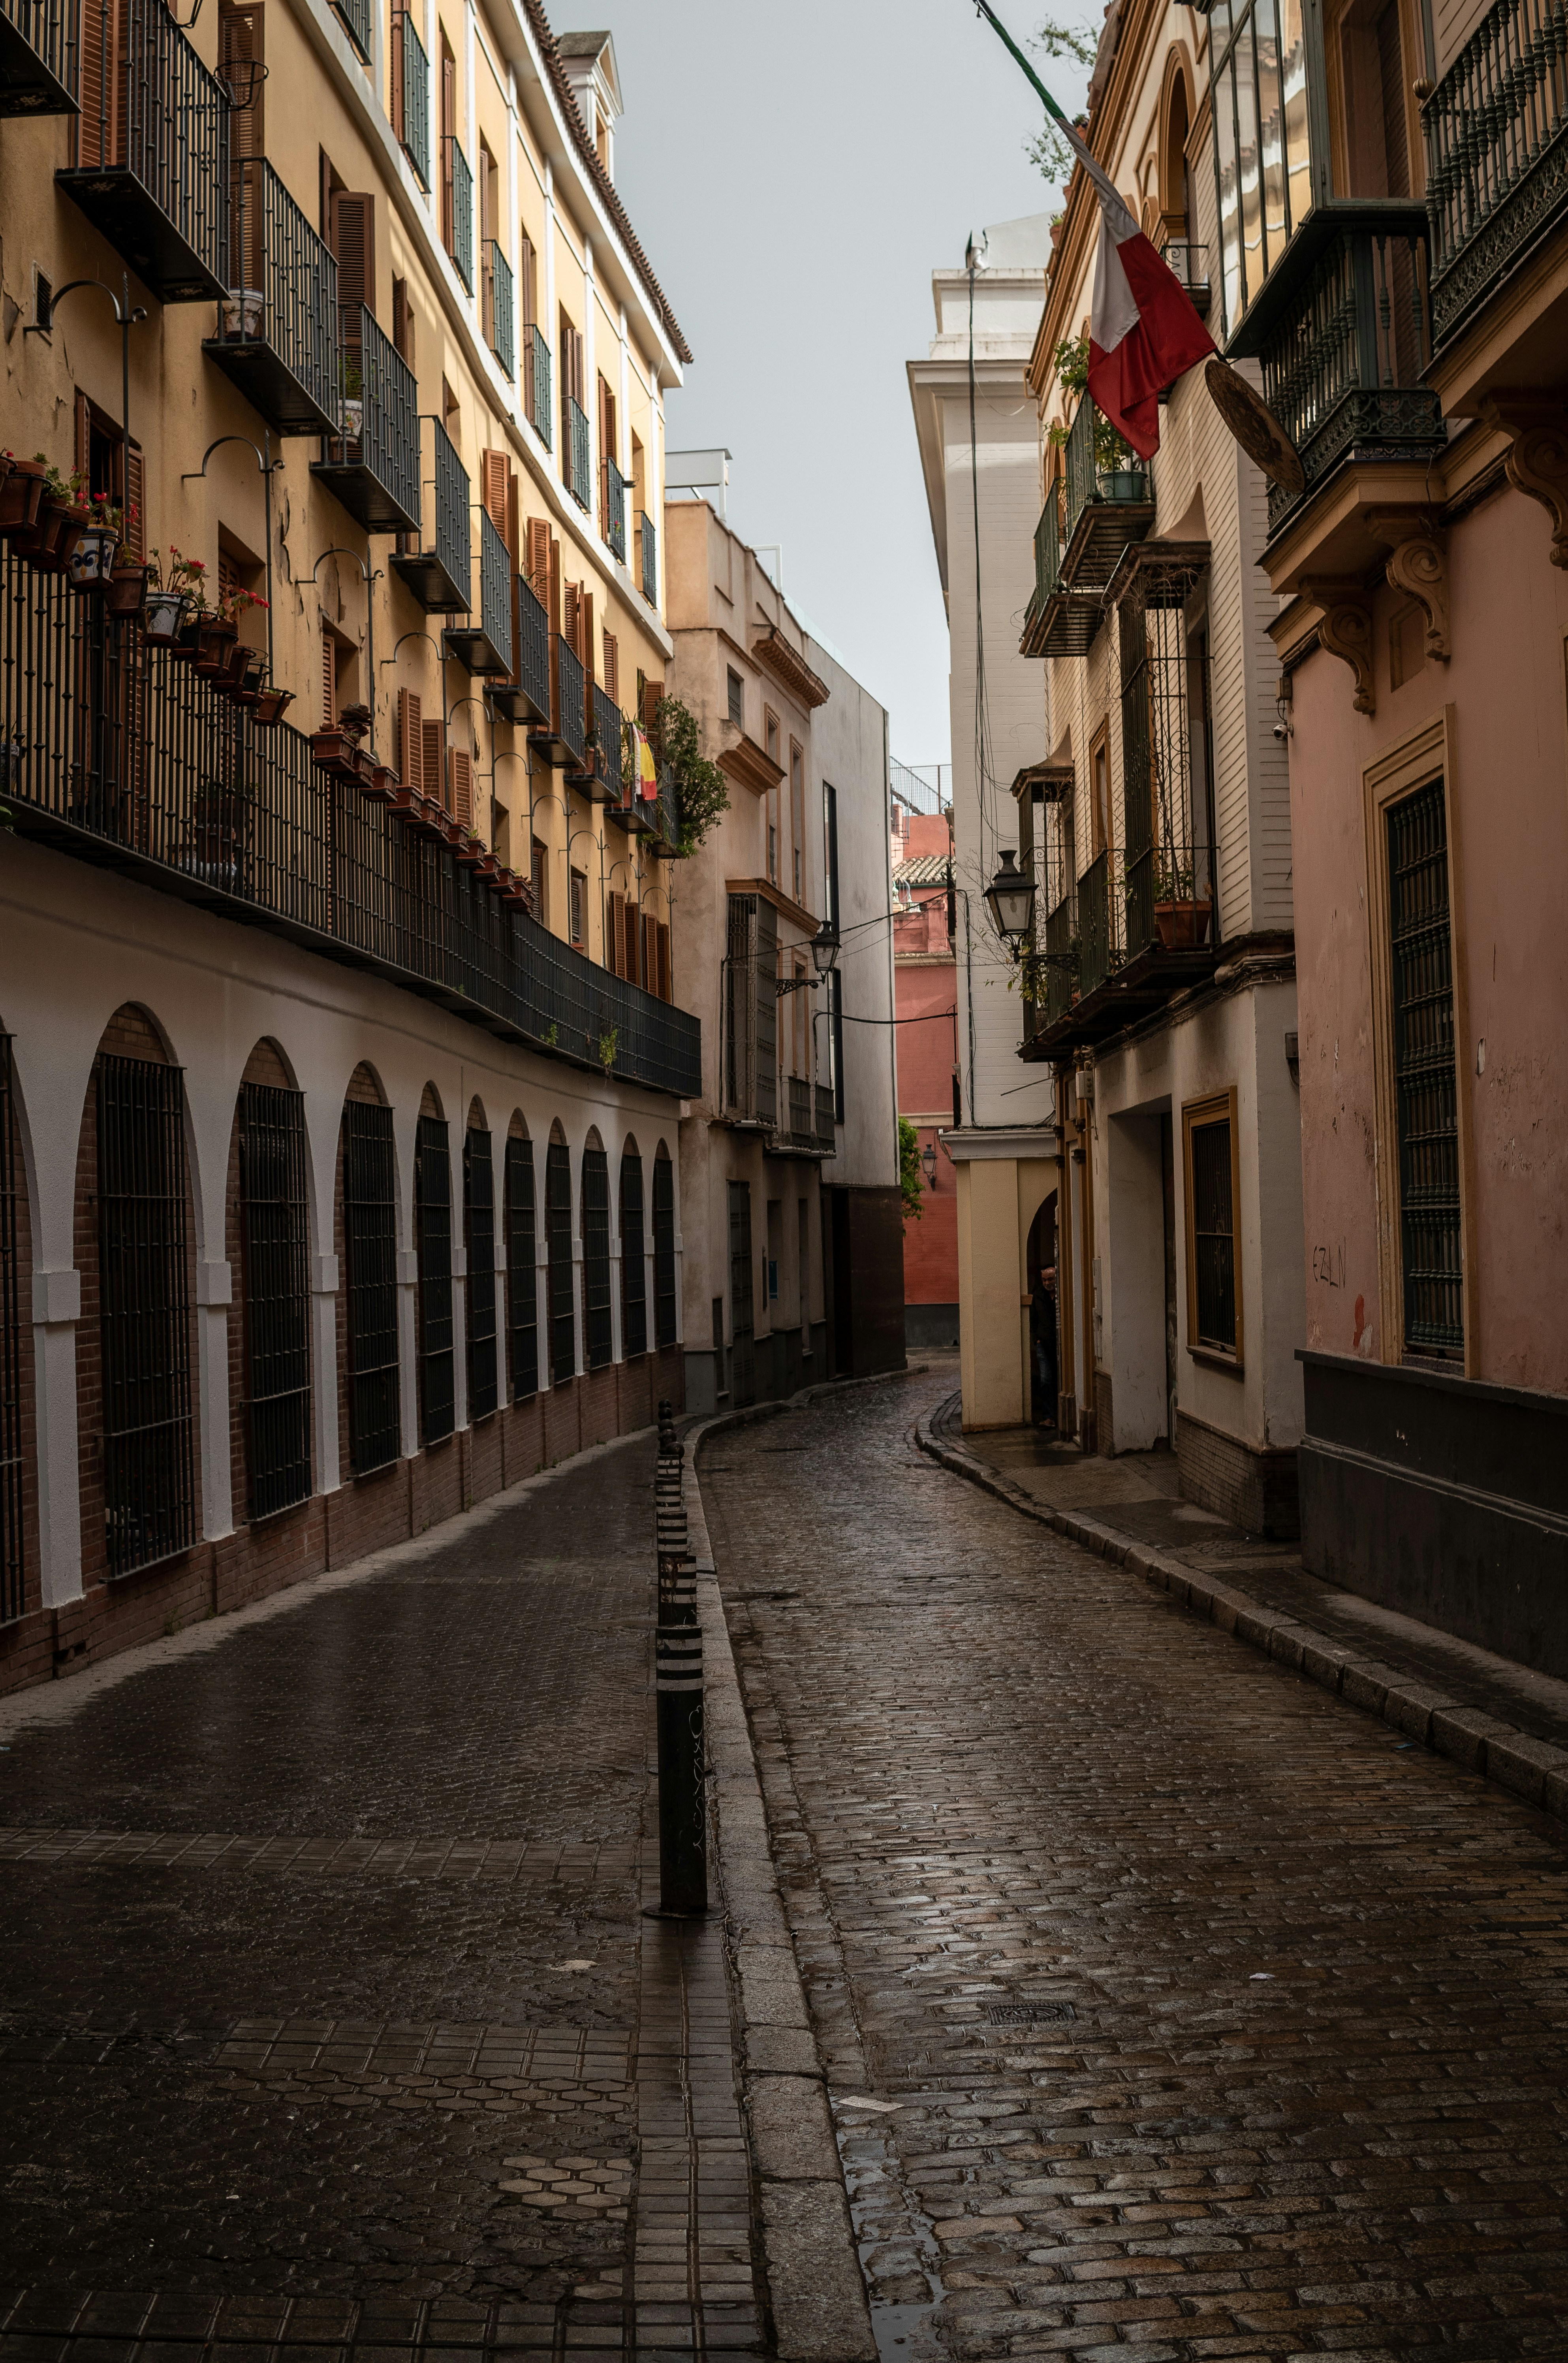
[1237,12,1263,310]
[1215,58,1243,330]
[1256,0,1287,263]
[1211,0,1233,51]
[1280,0,1311,235]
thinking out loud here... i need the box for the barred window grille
[464,1125,498,1422]
[1190,1116,1238,1352]
[1389,781,1463,1354]
[416,1115,455,1444]
[545,1139,575,1387]
[653,1150,677,1351]
[238,1081,312,1520]
[97,1054,197,1578]
[505,1135,538,1401]
[620,1149,647,1359]
[0,1038,24,1623]
[582,1145,613,1371]
[342,1100,400,1474]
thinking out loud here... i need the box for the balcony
[0,554,701,1097]
[1158,239,1210,320]
[443,134,474,294]
[202,160,339,437]
[487,569,550,726]
[312,308,420,533]
[444,508,512,677]
[1060,393,1154,588]
[815,1083,835,1151]
[530,633,586,769]
[1020,488,1104,661]
[58,0,228,301]
[329,0,370,59]
[570,681,622,803]
[392,9,429,189]
[525,326,552,447]
[1424,0,1568,352]
[637,508,657,606]
[484,241,515,379]
[389,416,469,612]
[0,0,74,114]
[562,394,591,509]
[601,456,628,563]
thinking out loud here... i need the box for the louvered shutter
[504,464,519,564]
[526,518,550,603]
[321,631,337,727]
[481,448,509,537]
[450,747,474,831]
[562,582,579,656]
[658,923,671,1003]
[330,191,376,367]
[393,272,411,359]
[73,390,92,483]
[607,893,623,977]
[389,12,404,141]
[78,0,118,165]
[580,590,594,674]
[602,631,619,703]
[122,441,144,561]
[422,719,444,805]
[399,687,421,788]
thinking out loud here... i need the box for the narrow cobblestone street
[0,1437,764,2363]
[703,1370,1568,2362]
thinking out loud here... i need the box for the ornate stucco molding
[1367,509,1450,662]
[1475,395,1568,568]
[1299,580,1376,715]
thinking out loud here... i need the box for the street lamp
[810,920,840,977]
[920,1141,938,1189]
[985,848,1035,949]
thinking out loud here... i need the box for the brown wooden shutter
[450,747,474,830]
[526,518,550,602]
[121,439,144,561]
[520,232,535,328]
[481,448,509,537]
[641,676,663,729]
[330,191,376,358]
[78,0,122,166]
[392,273,411,359]
[73,389,92,483]
[423,718,444,804]
[562,582,579,658]
[389,9,404,139]
[658,923,671,1001]
[504,466,520,566]
[398,686,421,787]
[607,892,623,977]
[580,589,594,674]
[548,533,560,633]
[221,5,264,157]
[321,631,337,728]
[602,631,619,704]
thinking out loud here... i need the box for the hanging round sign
[1204,358,1307,496]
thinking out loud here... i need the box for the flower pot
[220,634,254,688]
[1153,897,1213,952]
[0,458,47,536]
[18,499,88,572]
[106,563,150,619]
[231,650,266,706]
[1098,469,1147,501]
[309,727,360,778]
[68,527,120,591]
[221,287,264,340]
[361,763,398,803]
[254,686,293,728]
[166,614,203,662]
[194,616,237,676]
[339,397,363,441]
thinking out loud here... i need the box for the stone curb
[680,1376,895,2363]
[914,1393,1568,1826]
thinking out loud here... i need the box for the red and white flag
[1060,120,1215,462]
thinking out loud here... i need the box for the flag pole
[972,0,1072,126]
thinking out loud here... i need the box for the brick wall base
[1176,1407,1299,1539]
[0,1347,684,1701]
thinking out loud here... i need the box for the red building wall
[893,821,959,1318]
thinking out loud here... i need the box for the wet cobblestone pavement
[702,1372,1568,2361]
[0,1442,763,2363]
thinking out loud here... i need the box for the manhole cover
[987,2003,1075,2025]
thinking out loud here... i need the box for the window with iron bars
[581,1144,613,1370]
[0,1039,24,1623]
[652,1149,677,1352]
[238,1081,312,1520]
[342,1100,400,1474]
[416,1115,455,1444]
[505,1134,538,1400]
[620,1148,647,1359]
[1389,780,1463,1356]
[97,1054,197,1578]
[545,1138,575,1387]
[1117,565,1218,963]
[464,1124,498,1422]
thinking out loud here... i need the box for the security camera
[1272,719,1293,741]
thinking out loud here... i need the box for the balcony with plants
[390,416,469,612]
[58,0,229,301]
[0,0,73,114]
[202,160,340,437]
[570,678,622,804]
[1054,335,1153,588]
[312,308,420,533]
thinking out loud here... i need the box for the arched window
[620,1141,646,1359]
[340,1079,400,1474]
[581,1136,613,1369]
[237,1062,312,1518]
[416,1096,455,1444]
[545,1132,575,1386]
[653,1147,677,1350]
[505,1122,538,1400]
[464,1109,498,1422]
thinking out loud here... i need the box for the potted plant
[158,549,210,658]
[255,683,294,728]
[1152,855,1213,951]
[231,648,267,707]
[363,761,398,802]
[220,286,264,340]
[15,461,88,571]
[67,490,126,591]
[0,453,47,537]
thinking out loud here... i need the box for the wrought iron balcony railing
[1239,207,1444,536]
[1423,0,1568,347]
[329,0,370,60]
[1061,394,1152,586]
[489,568,550,726]
[444,134,474,293]
[601,456,628,562]
[312,307,420,534]
[203,158,339,437]
[526,325,552,447]
[0,557,701,1096]
[786,1075,814,1151]
[59,0,229,301]
[532,632,587,770]
[562,394,591,509]
[393,8,429,190]
[0,0,73,113]
[572,682,621,802]
[484,240,514,379]
[637,508,657,606]
[1020,494,1062,654]
[1157,238,1211,318]
[1043,892,1077,1026]
[1077,849,1122,1000]
[444,508,512,678]
[814,1082,835,1152]
[389,415,469,612]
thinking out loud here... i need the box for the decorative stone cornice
[1475,394,1568,567]
[1299,579,1376,715]
[1367,508,1450,662]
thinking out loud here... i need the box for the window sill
[1186,1342,1244,1376]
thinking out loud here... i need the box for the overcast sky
[607,0,1094,768]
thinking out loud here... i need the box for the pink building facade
[893,817,960,1350]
